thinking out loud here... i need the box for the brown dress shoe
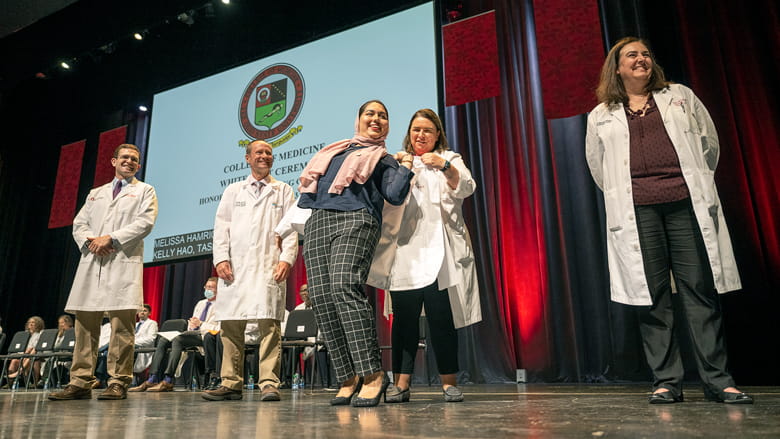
[97,383,127,400]
[128,381,155,392]
[147,381,175,392]
[48,385,92,401]
[91,380,104,389]
[260,384,281,402]
[201,386,242,401]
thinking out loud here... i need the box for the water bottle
[292,372,300,390]
[247,375,255,391]
[191,375,198,391]
[11,378,19,392]
[43,379,50,393]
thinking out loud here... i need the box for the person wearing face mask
[368,109,481,403]
[129,277,220,392]
[586,37,750,404]
[131,304,158,385]
[286,100,413,407]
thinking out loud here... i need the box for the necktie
[199,301,212,322]
[113,181,122,199]
[254,180,264,197]
[135,321,142,333]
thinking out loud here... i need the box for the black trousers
[149,331,203,377]
[202,332,223,376]
[390,281,459,376]
[634,199,734,396]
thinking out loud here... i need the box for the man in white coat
[49,143,158,401]
[202,140,297,402]
[132,304,158,384]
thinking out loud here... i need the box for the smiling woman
[294,99,414,407]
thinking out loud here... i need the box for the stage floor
[1,384,778,438]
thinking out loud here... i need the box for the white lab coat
[212,175,298,321]
[585,83,741,305]
[368,150,482,329]
[132,318,158,373]
[66,177,158,313]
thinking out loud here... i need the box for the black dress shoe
[352,372,390,408]
[648,390,683,404]
[330,378,363,406]
[704,387,754,404]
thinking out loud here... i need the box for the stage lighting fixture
[134,32,143,40]
[221,0,230,4]
[177,11,195,26]
[60,61,71,70]
[139,105,149,112]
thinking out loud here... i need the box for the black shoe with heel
[330,378,363,406]
[352,372,390,407]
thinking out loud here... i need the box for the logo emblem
[239,64,304,141]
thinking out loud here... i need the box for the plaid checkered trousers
[303,208,382,383]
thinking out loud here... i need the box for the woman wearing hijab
[298,100,413,407]
[586,37,751,404]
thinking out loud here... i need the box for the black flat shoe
[648,390,683,404]
[704,387,754,404]
[352,372,390,407]
[330,378,363,406]
[384,385,410,403]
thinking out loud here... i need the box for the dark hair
[207,276,218,284]
[358,100,388,120]
[142,304,152,312]
[402,109,449,154]
[596,37,671,105]
[113,143,141,158]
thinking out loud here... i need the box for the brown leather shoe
[48,384,92,401]
[91,380,104,389]
[146,381,174,392]
[128,381,155,392]
[201,386,242,401]
[260,384,281,402]
[97,383,127,400]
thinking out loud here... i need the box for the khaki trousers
[220,319,281,390]
[70,309,136,388]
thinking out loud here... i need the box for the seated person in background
[130,277,219,392]
[39,314,74,388]
[93,318,112,388]
[7,316,45,387]
[132,304,158,385]
[202,322,224,391]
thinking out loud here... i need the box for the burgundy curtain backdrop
[48,140,86,229]
[94,126,127,187]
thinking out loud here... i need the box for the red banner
[93,126,127,187]
[443,11,501,107]
[48,140,86,229]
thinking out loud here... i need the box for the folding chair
[281,309,323,391]
[24,328,58,389]
[0,330,30,389]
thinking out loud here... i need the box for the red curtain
[143,265,166,323]
[676,0,780,290]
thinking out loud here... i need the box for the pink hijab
[299,103,389,194]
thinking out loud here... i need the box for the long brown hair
[402,109,449,154]
[596,37,671,105]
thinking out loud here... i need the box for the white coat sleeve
[212,186,235,266]
[111,185,159,247]
[444,153,477,200]
[585,111,605,191]
[72,188,98,251]
[688,87,720,171]
[278,184,299,266]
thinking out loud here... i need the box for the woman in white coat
[586,37,750,404]
[370,109,481,403]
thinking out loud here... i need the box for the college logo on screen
[238,64,305,144]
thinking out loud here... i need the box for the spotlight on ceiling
[177,10,195,26]
[133,32,144,41]
[138,105,149,112]
[60,61,71,70]
[221,0,230,4]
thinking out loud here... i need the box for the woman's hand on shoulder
[395,151,414,169]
